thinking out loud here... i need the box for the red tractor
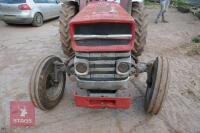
[29,0,169,114]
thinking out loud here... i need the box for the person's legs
[162,0,170,23]
[155,0,165,23]
[162,10,168,23]
[155,9,162,23]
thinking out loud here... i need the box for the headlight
[74,58,89,75]
[118,62,130,73]
[75,63,88,73]
[116,61,131,75]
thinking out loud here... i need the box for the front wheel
[5,22,13,25]
[29,55,66,110]
[144,56,169,114]
[32,13,43,27]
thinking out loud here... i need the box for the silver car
[0,0,61,26]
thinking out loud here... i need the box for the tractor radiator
[75,52,131,81]
[73,23,132,46]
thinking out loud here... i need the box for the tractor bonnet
[69,1,136,52]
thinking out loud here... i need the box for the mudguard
[67,0,144,4]
[131,0,144,3]
[66,0,144,13]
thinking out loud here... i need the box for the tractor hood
[69,1,136,52]
[70,1,135,24]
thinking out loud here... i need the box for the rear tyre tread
[59,2,77,56]
[131,2,148,56]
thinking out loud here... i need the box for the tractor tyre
[144,56,169,114]
[131,2,148,57]
[59,2,77,56]
[29,55,66,111]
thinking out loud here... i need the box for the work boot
[154,18,159,24]
[162,19,169,23]
[162,16,168,23]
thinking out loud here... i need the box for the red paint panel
[71,77,132,109]
[74,93,131,109]
[71,1,134,23]
[10,101,35,127]
[79,0,87,10]
[69,1,136,52]
[120,0,129,10]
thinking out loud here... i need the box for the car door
[47,0,60,18]
[33,0,51,20]
[54,0,61,17]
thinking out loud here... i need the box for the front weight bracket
[136,60,154,74]
[53,61,66,82]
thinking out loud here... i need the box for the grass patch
[176,0,191,9]
[181,35,200,56]
[192,35,200,43]
[181,43,200,56]
[144,0,160,8]
[187,44,200,56]
[195,13,200,19]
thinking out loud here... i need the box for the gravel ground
[0,7,200,133]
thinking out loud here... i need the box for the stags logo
[10,101,35,127]
[20,107,28,117]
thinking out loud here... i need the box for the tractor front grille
[73,23,132,46]
[75,52,131,81]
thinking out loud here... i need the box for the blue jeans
[156,0,170,20]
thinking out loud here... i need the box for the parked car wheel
[32,13,43,27]
[5,22,13,25]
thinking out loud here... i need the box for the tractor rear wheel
[59,2,77,56]
[144,56,169,114]
[29,55,66,110]
[131,2,148,56]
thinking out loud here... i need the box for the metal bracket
[135,61,154,74]
[52,55,75,82]
[53,61,66,82]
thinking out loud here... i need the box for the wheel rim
[146,66,155,106]
[36,14,42,24]
[145,58,159,111]
[44,65,64,101]
[145,57,162,112]
[29,55,66,110]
